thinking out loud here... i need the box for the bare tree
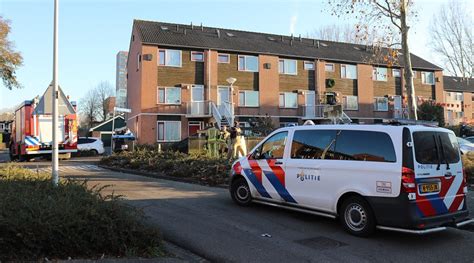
[328,0,418,119]
[95,81,114,122]
[79,89,100,129]
[0,16,23,90]
[308,24,383,45]
[429,0,473,78]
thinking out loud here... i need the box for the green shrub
[0,165,163,261]
[101,150,231,186]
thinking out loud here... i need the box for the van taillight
[402,167,416,193]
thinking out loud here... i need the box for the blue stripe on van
[263,170,297,204]
[243,168,271,199]
[424,194,448,215]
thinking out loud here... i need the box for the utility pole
[52,0,59,186]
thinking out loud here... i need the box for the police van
[229,124,473,236]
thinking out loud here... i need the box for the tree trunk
[400,0,417,120]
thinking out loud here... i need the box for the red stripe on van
[248,160,263,183]
[448,184,465,212]
[416,195,438,217]
[439,176,455,198]
[266,159,285,187]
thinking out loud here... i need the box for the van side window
[256,132,288,159]
[291,130,337,159]
[334,130,396,162]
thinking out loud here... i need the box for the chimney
[281,35,284,41]
[216,29,220,38]
[317,40,320,48]
[290,39,293,46]
[200,23,203,31]
[176,24,179,31]
[299,34,302,42]
[184,28,187,35]
[191,22,194,30]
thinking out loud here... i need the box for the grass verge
[0,164,164,261]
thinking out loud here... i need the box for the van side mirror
[252,148,261,159]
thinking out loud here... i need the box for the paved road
[4,157,474,262]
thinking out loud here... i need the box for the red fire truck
[9,85,78,161]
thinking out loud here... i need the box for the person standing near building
[219,125,230,157]
[229,121,245,158]
[206,123,220,158]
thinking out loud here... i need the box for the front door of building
[218,87,230,115]
[305,91,315,118]
[188,122,201,136]
[393,95,402,118]
[191,85,205,115]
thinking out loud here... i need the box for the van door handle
[274,161,283,165]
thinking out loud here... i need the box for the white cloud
[290,14,298,34]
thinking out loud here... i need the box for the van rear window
[413,132,460,164]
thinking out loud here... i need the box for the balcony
[185,101,212,117]
[301,104,343,119]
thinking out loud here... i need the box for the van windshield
[413,131,460,164]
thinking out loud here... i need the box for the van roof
[277,124,453,134]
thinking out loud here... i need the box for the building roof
[89,115,125,132]
[443,76,474,92]
[133,20,442,71]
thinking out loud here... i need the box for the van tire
[230,177,252,206]
[339,196,375,237]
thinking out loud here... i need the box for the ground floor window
[157,121,181,142]
[373,97,388,111]
[343,96,358,110]
[279,92,298,108]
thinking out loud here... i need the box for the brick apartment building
[443,76,474,126]
[127,20,444,144]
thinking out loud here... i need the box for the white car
[77,137,104,155]
[229,124,473,236]
[457,137,474,155]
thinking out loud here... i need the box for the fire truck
[9,85,78,161]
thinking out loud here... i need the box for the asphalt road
[4,156,474,263]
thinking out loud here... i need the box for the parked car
[77,137,104,155]
[464,136,474,144]
[229,124,473,236]
[457,137,474,155]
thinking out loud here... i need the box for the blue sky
[0,0,469,110]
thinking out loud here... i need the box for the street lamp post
[52,0,59,186]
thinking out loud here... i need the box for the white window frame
[190,51,204,62]
[325,63,335,72]
[279,92,298,108]
[218,53,230,64]
[157,87,182,105]
[412,70,417,78]
[304,61,315,70]
[278,59,298,75]
[341,64,358,79]
[373,97,389,111]
[238,90,260,107]
[158,49,182,67]
[421,71,435,85]
[373,67,388,81]
[456,92,463,101]
[392,69,401,78]
[238,55,259,72]
[343,95,359,110]
[157,121,181,142]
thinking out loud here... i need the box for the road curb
[98,165,228,189]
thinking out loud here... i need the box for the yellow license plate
[420,183,439,193]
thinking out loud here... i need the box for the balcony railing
[393,108,409,119]
[185,101,211,117]
[301,104,343,119]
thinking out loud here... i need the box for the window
[255,132,288,159]
[238,91,259,107]
[158,49,182,67]
[413,132,460,164]
[341,64,357,79]
[278,59,297,75]
[279,92,298,108]
[373,67,388,81]
[412,70,417,78]
[325,63,335,72]
[137,53,141,70]
[191,51,204,62]
[157,121,181,142]
[374,97,389,111]
[157,87,181,104]
[455,92,463,101]
[392,69,401,77]
[238,55,258,72]
[291,130,337,159]
[343,96,358,110]
[334,130,396,162]
[421,71,435,85]
[218,53,230,63]
[304,61,315,70]
[456,111,464,118]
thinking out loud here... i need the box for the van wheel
[339,196,375,237]
[230,177,252,206]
